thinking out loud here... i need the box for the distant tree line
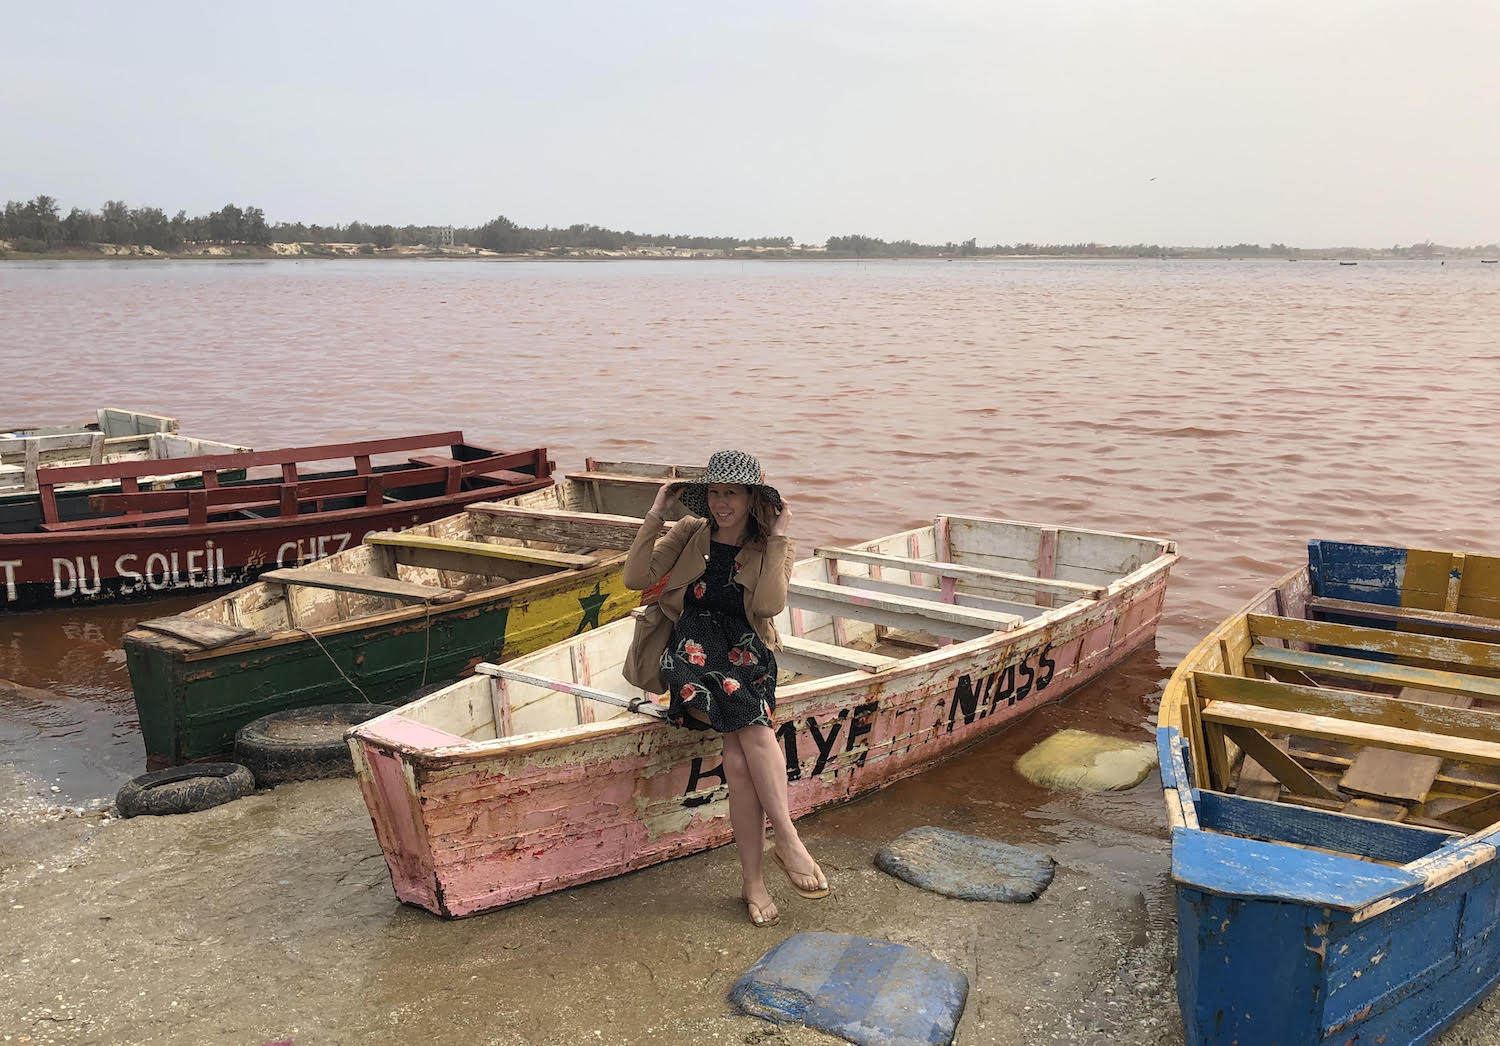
[2,194,1495,259]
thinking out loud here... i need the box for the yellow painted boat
[123,460,700,766]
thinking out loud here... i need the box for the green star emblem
[575,583,607,634]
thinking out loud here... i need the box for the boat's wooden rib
[1245,645,1500,700]
[1247,613,1500,672]
[813,546,1105,602]
[260,566,465,605]
[1220,723,1338,800]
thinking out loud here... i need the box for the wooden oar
[475,663,667,718]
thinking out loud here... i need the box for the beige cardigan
[622,511,796,649]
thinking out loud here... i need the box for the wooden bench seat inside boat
[364,531,599,570]
[563,470,675,488]
[779,634,900,675]
[1306,596,1500,644]
[1246,614,1500,674]
[260,566,465,604]
[464,503,643,551]
[1244,646,1500,701]
[821,570,1040,620]
[814,547,1105,602]
[1194,671,1500,767]
[786,578,1022,640]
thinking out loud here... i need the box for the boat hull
[351,555,1172,917]
[126,571,635,766]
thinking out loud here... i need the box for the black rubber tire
[115,763,255,818]
[234,703,397,787]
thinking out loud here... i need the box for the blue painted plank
[728,932,968,1046]
[1171,826,1425,910]
[874,826,1055,902]
[1195,790,1456,865]
[1309,540,1407,606]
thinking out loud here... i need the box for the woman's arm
[622,483,699,590]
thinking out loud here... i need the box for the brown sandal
[743,894,780,928]
[770,846,831,899]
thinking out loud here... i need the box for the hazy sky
[5,1,1496,247]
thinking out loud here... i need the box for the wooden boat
[123,460,702,767]
[0,408,250,498]
[348,514,1177,917]
[1158,540,1500,1046]
[0,432,552,612]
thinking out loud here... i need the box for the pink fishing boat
[348,513,1178,918]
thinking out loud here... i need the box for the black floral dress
[660,540,778,733]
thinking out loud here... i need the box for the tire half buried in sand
[235,704,397,787]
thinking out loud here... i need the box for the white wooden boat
[349,514,1177,917]
[0,408,248,496]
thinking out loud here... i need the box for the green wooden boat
[123,460,699,766]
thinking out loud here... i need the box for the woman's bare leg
[736,723,826,892]
[721,731,776,923]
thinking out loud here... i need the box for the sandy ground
[7,759,1500,1046]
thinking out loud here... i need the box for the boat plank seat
[1246,614,1500,673]
[1194,671,1500,766]
[133,615,258,651]
[1244,645,1500,702]
[786,578,1021,641]
[364,532,599,570]
[465,504,644,551]
[779,634,900,674]
[825,571,1039,619]
[815,546,1105,601]
[1341,688,1474,805]
[1202,700,1500,767]
[259,567,465,604]
[1306,596,1500,644]
[563,470,673,488]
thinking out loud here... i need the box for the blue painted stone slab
[729,932,968,1046]
[874,826,1055,902]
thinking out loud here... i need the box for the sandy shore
[6,755,1500,1046]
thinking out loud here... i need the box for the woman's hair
[747,488,779,540]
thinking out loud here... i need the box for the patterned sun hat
[677,450,783,518]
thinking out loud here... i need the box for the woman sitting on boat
[624,450,830,927]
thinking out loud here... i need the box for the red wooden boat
[0,432,553,612]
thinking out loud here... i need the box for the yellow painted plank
[1201,700,1500,766]
[1246,614,1500,672]
[1193,672,1500,742]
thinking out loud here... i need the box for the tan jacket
[622,511,796,649]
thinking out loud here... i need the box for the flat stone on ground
[1015,728,1158,791]
[874,825,1055,902]
[729,932,968,1046]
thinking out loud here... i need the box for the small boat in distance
[124,460,702,766]
[1339,260,1359,266]
[349,513,1177,917]
[0,408,250,498]
[0,432,553,612]
[1158,539,1500,1046]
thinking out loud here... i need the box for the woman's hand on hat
[651,481,684,515]
[771,496,791,536]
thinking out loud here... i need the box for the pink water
[3,257,1498,801]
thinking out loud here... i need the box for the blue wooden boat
[1158,540,1500,1046]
